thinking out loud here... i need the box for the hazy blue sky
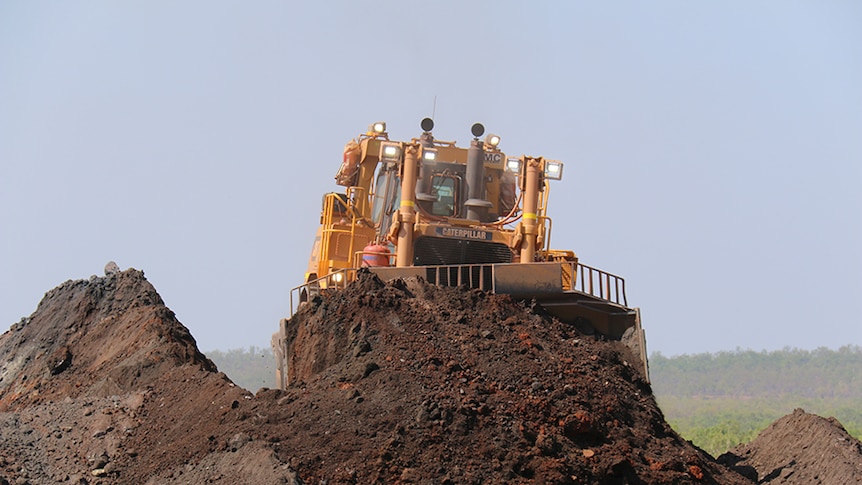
[2,2,860,356]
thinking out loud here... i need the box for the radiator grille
[413,236,513,266]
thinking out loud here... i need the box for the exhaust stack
[416,118,436,204]
[464,123,493,221]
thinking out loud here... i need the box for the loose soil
[719,409,862,484]
[0,268,859,484]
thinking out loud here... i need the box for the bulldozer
[271,118,648,388]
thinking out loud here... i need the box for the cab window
[430,174,459,217]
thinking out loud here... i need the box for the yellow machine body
[273,120,648,389]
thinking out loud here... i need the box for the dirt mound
[0,269,215,410]
[272,271,752,484]
[719,408,862,484]
[3,266,848,484]
[0,269,298,484]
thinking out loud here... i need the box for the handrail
[289,268,356,315]
[319,190,371,274]
[537,215,552,255]
[289,261,628,316]
[568,262,627,307]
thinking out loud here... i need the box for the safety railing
[289,268,355,315]
[567,262,627,307]
[404,261,628,307]
[289,261,628,315]
[319,188,370,273]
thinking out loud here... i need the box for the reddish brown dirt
[719,409,862,484]
[273,272,749,484]
[0,270,291,484]
[0,268,856,484]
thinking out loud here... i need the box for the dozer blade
[367,262,649,381]
[492,262,565,297]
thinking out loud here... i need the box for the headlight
[332,272,344,284]
[544,160,564,180]
[505,158,522,173]
[484,133,501,148]
[422,147,438,163]
[369,121,386,134]
[380,142,402,161]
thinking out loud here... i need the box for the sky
[1,1,860,357]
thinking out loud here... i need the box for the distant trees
[650,346,862,456]
[206,346,274,392]
[651,346,862,399]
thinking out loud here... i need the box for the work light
[544,160,564,180]
[505,158,521,173]
[422,147,438,163]
[380,142,402,161]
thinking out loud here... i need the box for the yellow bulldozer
[272,119,648,388]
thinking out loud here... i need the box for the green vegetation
[206,345,862,458]
[650,346,862,457]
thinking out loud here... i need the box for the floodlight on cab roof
[484,133,501,148]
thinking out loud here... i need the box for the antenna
[431,96,437,120]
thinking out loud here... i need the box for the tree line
[207,346,276,392]
[649,346,862,456]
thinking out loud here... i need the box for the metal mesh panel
[413,236,513,266]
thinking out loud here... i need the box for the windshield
[430,174,459,217]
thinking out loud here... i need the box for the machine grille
[413,236,513,266]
